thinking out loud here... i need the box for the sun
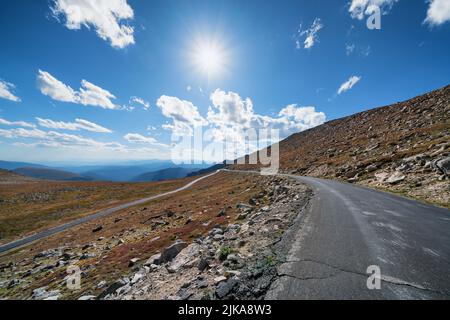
[190,38,227,77]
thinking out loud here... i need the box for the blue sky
[0,0,449,164]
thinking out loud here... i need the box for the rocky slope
[235,85,450,207]
[106,176,310,300]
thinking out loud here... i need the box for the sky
[0,0,449,164]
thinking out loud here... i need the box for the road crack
[279,258,449,297]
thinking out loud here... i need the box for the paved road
[266,176,450,299]
[0,171,219,254]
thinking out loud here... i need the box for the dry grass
[0,173,193,244]
[0,171,273,299]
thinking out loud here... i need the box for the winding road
[2,169,449,300]
[266,175,450,300]
[0,171,220,254]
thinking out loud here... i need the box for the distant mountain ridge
[13,167,92,181]
[0,160,212,182]
[132,167,200,182]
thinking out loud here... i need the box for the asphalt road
[0,171,219,254]
[266,175,450,299]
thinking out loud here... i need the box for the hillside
[13,167,92,181]
[234,85,450,207]
[0,169,37,184]
[132,167,198,182]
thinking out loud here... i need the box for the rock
[159,241,188,264]
[365,164,378,172]
[386,172,406,184]
[215,278,237,298]
[213,234,224,241]
[196,279,209,288]
[7,279,20,288]
[435,157,450,176]
[375,172,389,183]
[131,273,144,284]
[217,209,226,217]
[98,280,127,299]
[209,228,223,236]
[92,226,103,233]
[226,254,239,263]
[236,203,254,211]
[78,295,96,300]
[198,259,210,272]
[97,281,107,289]
[128,258,140,267]
[144,253,162,266]
[214,276,227,284]
[237,213,248,220]
[32,287,60,300]
[167,243,200,273]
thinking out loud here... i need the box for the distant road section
[0,171,219,254]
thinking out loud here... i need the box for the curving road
[266,175,450,300]
[0,171,219,254]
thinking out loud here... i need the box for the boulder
[159,241,188,264]
[167,243,200,273]
[435,157,450,176]
[386,172,405,185]
[144,253,162,266]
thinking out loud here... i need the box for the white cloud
[0,80,21,102]
[207,89,326,145]
[123,133,168,147]
[186,85,192,92]
[36,117,112,133]
[0,118,35,128]
[37,70,119,109]
[346,43,355,55]
[338,75,362,94]
[37,70,78,103]
[295,18,323,50]
[349,0,398,20]
[0,127,123,150]
[424,0,450,26]
[130,96,150,110]
[156,95,207,135]
[51,0,135,49]
[77,80,117,109]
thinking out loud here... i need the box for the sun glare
[191,39,227,77]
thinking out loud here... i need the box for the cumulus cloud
[36,117,112,133]
[424,0,450,26]
[0,118,35,128]
[295,18,323,50]
[156,95,207,135]
[338,75,362,94]
[0,80,21,102]
[130,96,150,110]
[51,0,135,49]
[37,70,119,109]
[348,0,398,20]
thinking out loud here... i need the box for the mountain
[12,167,92,181]
[132,167,199,182]
[0,169,38,183]
[0,160,47,171]
[58,161,210,182]
[187,163,227,177]
[233,85,450,207]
